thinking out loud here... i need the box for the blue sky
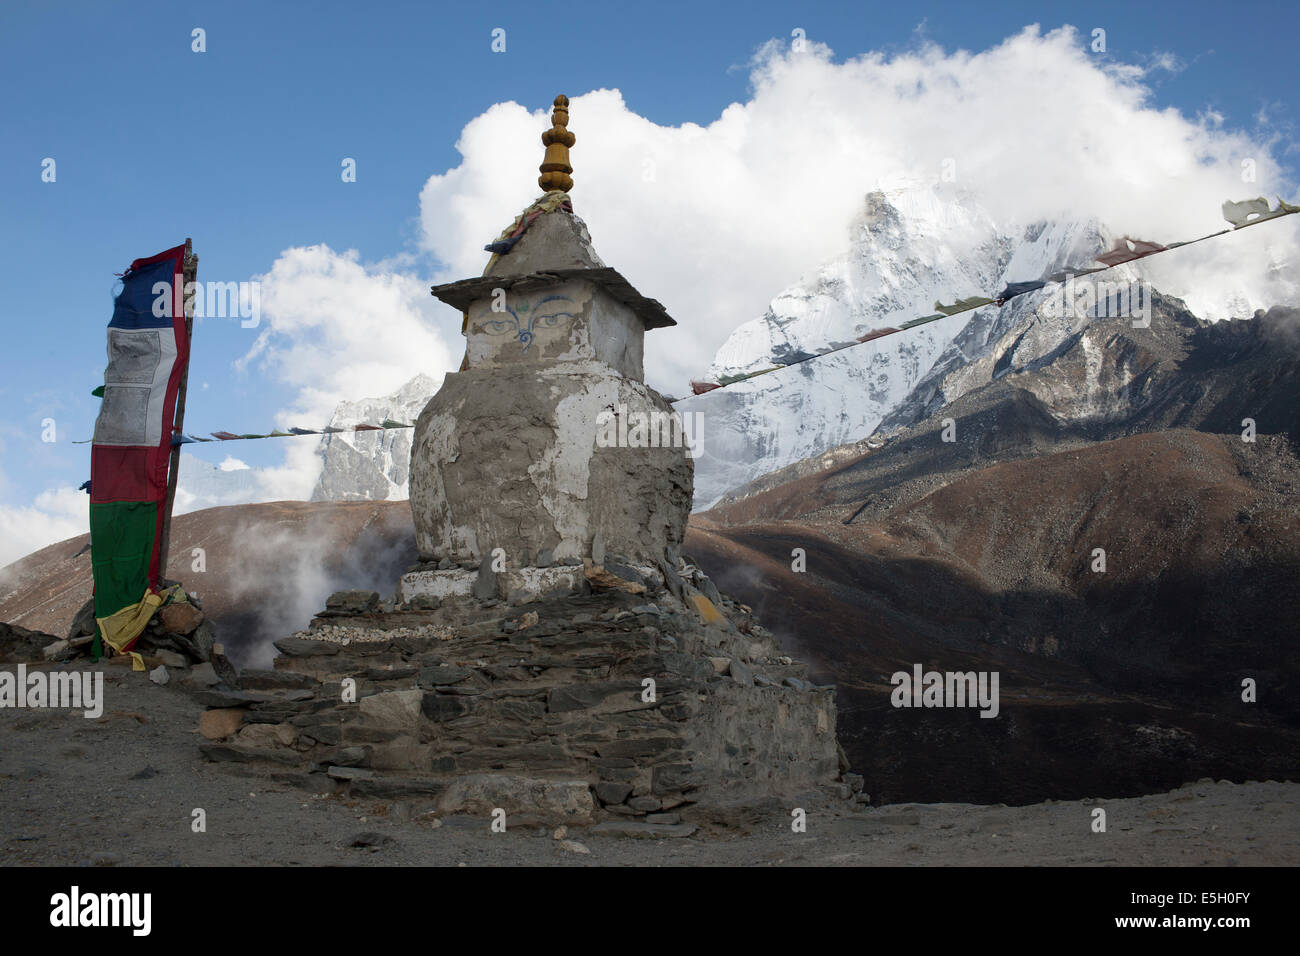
[1,0,1296,564]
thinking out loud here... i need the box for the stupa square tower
[407,96,692,593]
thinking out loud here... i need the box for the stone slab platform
[197,573,842,826]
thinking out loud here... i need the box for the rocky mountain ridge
[689,303,1300,801]
[310,373,440,502]
[671,184,1165,508]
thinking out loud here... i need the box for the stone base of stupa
[194,562,844,828]
[396,554,668,607]
[397,563,588,606]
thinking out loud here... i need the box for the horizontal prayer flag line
[77,421,416,445]
[183,422,414,443]
[676,195,1298,401]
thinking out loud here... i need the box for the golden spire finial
[538,94,575,192]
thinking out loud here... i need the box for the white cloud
[243,438,324,503]
[218,456,249,471]
[416,25,1297,393]
[241,245,459,424]
[234,244,460,498]
[0,485,87,570]
[1145,50,1186,74]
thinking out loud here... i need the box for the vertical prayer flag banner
[89,243,190,655]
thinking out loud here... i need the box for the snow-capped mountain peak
[681,186,1121,509]
[707,183,1013,380]
[311,373,441,502]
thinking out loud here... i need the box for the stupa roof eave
[431,267,677,329]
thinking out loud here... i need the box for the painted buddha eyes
[477,294,575,352]
[532,308,575,328]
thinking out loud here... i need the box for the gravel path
[2,667,1296,867]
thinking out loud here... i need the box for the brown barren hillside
[688,429,1300,804]
[0,500,416,667]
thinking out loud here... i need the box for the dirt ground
[2,665,1296,867]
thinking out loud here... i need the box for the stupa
[194,97,846,827]
[404,95,692,606]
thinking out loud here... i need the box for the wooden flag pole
[159,238,196,583]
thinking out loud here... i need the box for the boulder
[584,561,647,594]
[239,668,316,690]
[0,622,62,663]
[325,590,380,615]
[416,665,472,687]
[158,602,204,636]
[154,649,188,669]
[359,689,424,729]
[190,620,216,662]
[328,766,376,781]
[273,637,340,657]
[689,592,727,626]
[439,774,595,822]
[593,782,633,805]
[67,599,96,640]
[656,558,688,604]
[199,708,244,740]
[182,662,221,688]
[237,722,298,748]
[697,575,723,607]
[42,639,72,662]
[211,643,239,687]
